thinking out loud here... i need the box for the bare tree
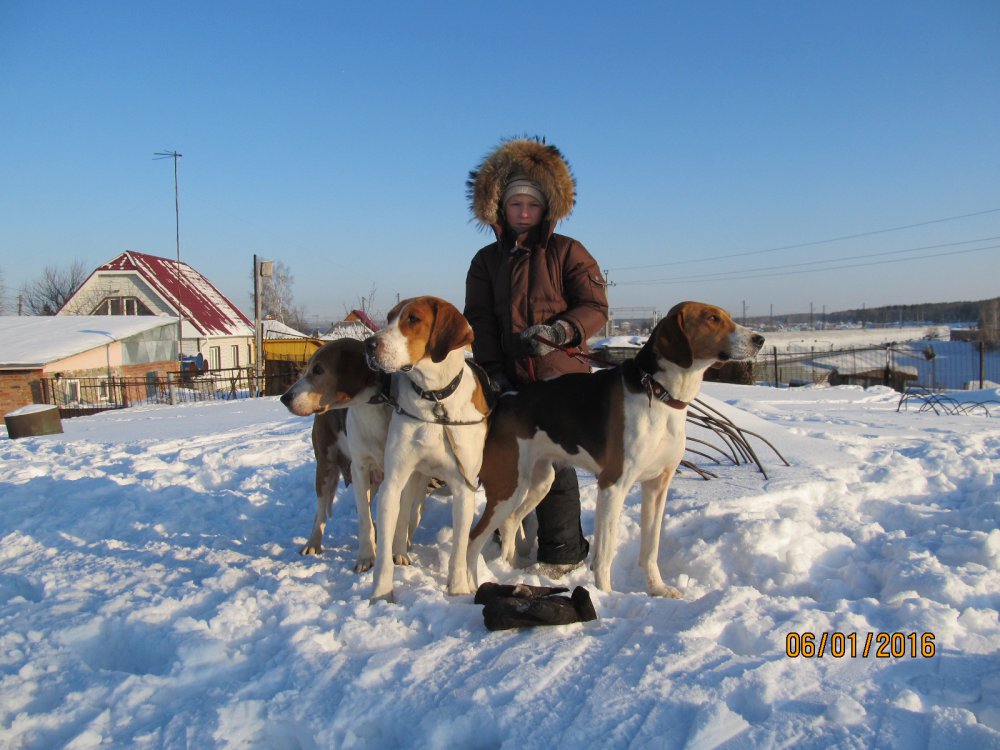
[18,260,89,315]
[249,260,301,325]
[0,267,9,314]
[342,283,387,327]
[979,298,1000,344]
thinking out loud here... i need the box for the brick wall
[0,369,45,417]
[2,360,179,418]
[121,360,180,379]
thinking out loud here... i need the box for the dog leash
[529,334,619,369]
[531,333,687,409]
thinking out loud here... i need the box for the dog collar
[411,369,464,421]
[640,372,688,410]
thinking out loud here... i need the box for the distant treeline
[751,297,1000,328]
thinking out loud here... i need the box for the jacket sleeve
[556,240,609,343]
[464,246,506,376]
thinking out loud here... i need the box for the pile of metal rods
[682,398,789,480]
[896,387,998,417]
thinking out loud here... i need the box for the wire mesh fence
[753,340,998,392]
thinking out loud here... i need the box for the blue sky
[2,1,998,326]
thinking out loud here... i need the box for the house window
[91,296,153,316]
[61,380,80,405]
[209,346,221,370]
[231,345,240,368]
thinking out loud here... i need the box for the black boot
[480,585,598,631]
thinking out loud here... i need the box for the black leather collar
[411,369,464,421]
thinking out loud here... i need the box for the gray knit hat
[502,175,547,207]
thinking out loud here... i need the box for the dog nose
[364,336,377,355]
[279,392,292,407]
[752,333,765,348]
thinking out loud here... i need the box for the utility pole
[154,150,184,361]
[253,255,273,394]
[602,268,615,337]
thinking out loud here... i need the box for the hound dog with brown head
[280,338,423,572]
[467,301,764,596]
[364,296,491,602]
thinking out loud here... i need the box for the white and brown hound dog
[467,301,764,597]
[280,338,422,572]
[364,296,491,602]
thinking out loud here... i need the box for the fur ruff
[467,137,576,230]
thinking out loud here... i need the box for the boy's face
[504,195,544,234]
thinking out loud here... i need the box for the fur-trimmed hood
[467,137,576,232]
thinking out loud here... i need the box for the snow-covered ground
[757,326,952,352]
[595,326,952,355]
[1,384,998,749]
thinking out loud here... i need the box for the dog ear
[657,308,693,368]
[428,301,474,363]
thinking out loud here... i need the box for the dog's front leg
[352,463,376,573]
[370,465,412,603]
[392,474,426,566]
[592,485,629,592]
[447,486,475,596]
[301,446,340,556]
[639,469,682,598]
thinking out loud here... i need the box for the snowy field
[1,384,998,749]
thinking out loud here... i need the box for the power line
[618,242,1000,286]
[618,235,1000,285]
[607,206,1000,272]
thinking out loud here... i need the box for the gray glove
[519,321,572,356]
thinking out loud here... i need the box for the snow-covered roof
[0,316,178,368]
[592,335,645,350]
[63,251,253,337]
[809,349,919,378]
[263,319,307,339]
[322,321,374,341]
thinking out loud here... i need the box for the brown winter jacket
[465,221,609,384]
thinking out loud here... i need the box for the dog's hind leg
[639,468,682,598]
[502,462,556,565]
[514,512,539,562]
[591,484,629,593]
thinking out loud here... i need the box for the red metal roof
[94,251,252,336]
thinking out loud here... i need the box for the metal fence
[754,340,999,391]
[38,362,302,419]
[32,341,999,420]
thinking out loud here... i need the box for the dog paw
[370,590,396,605]
[299,543,323,556]
[649,583,683,598]
[447,576,474,596]
[354,557,375,573]
[393,553,411,566]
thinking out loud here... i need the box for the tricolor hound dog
[364,296,491,602]
[467,301,764,597]
[280,338,423,572]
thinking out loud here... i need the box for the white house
[59,251,254,370]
